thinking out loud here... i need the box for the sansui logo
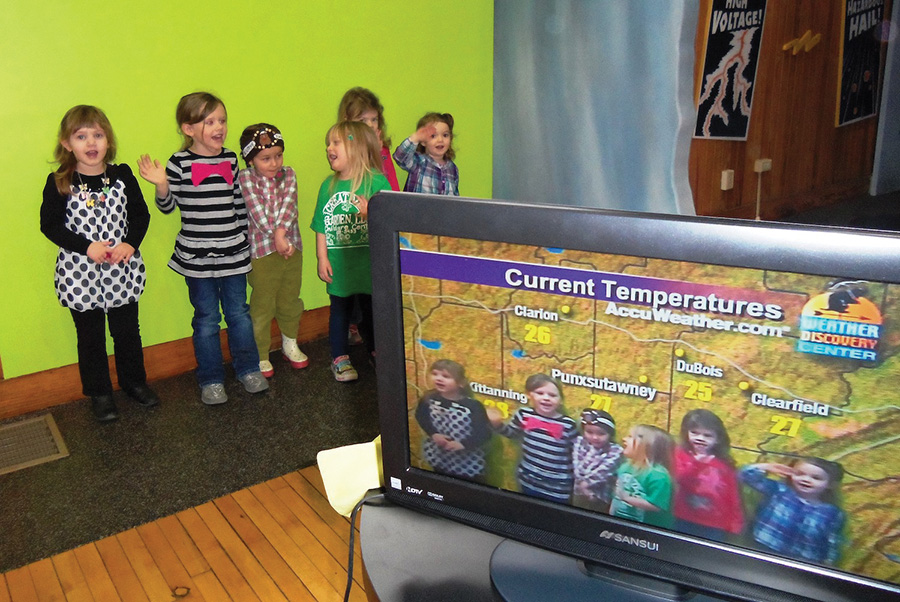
[599,530,660,552]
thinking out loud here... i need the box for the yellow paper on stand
[316,436,383,517]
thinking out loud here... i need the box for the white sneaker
[200,383,228,405]
[281,335,309,369]
[331,355,358,382]
[260,360,274,378]
[348,324,363,345]
[239,371,269,394]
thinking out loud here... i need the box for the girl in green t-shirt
[310,121,391,382]
[610,424,675,528]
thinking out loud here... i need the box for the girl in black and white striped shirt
[138,92,267,405]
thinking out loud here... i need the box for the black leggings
[69,302,146,396]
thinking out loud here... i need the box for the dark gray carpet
[0,337,380,573]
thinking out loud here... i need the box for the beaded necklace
[73,170,111,208]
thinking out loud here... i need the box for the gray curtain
[493,0,699,214]
[870,0,900,196]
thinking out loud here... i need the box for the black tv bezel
[369,192,900,602]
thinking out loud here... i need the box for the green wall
[0,1,493,379]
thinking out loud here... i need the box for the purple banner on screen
[399,248,772,310]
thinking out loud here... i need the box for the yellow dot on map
[738,381,750,391]
[639,375,648,384]
[675,349,685,357]
[560,305,570,314]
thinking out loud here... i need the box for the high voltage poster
[694,0,768,140]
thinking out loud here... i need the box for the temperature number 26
[524,324,551,344]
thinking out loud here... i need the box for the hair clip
[348,134,353,141]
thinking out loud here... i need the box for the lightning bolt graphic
[698,27,758,137]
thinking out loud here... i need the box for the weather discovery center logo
[797,281,882,361]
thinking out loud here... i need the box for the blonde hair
[175,92,225,151]
[53,105,117,195]
[337,87,391,147]
[627,425,673,470]
[326,121,382,194]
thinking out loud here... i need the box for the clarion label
[599,530,660,551]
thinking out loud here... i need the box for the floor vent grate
[0,414,69,475]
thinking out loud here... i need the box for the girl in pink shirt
[672,409,743,541]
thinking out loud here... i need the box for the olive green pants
[248,251,304,359]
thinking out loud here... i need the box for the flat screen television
[369,193,900,602]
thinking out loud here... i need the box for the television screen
[370,193,900,602]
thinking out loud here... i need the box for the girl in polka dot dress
[414,359,492,481]
[40,105,159,422]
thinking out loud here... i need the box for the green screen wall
[0,1,493,379]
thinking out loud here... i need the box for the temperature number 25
[683,379,713,402]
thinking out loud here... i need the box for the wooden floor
[0,466,368,602]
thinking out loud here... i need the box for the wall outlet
[754,158,773,173]
[720,169,734,190]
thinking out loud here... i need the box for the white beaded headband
[242,128,283,158]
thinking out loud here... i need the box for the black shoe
[91,395,118,422]
[123,384,160,408]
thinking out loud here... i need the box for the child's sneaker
[239,371,270,394]
[200,383,228,405]
[260,360,274,378]
[348,324,363,346]
[281,335,309,369]
[331,355,358,382]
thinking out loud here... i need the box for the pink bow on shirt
[191,161,234,187]
[522,415,564,439]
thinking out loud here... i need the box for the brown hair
[325,121,382,194]
[415,112,455,161]
[175,92,225,151]
[239,123,284,166]
[337,87,391,147]
[792,457,844,505]
[679,408,734,465]
[429,359,471,396]
[53,105,117,195]
[524,373,566,414]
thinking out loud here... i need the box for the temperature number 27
[769,415,802,437]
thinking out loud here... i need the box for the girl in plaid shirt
[393,112,459,195]
[572,408,623,513]
[237,123,308,379]
[740,457,845,565]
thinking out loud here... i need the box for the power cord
[344,490,386,602]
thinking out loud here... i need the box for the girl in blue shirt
[740,457,845,565]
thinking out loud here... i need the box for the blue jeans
[186,274,259,386]
[328,294,374,358]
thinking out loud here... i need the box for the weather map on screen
[398,232,900,587]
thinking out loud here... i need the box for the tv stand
[491,539,727,601]
[360,499,731,602]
